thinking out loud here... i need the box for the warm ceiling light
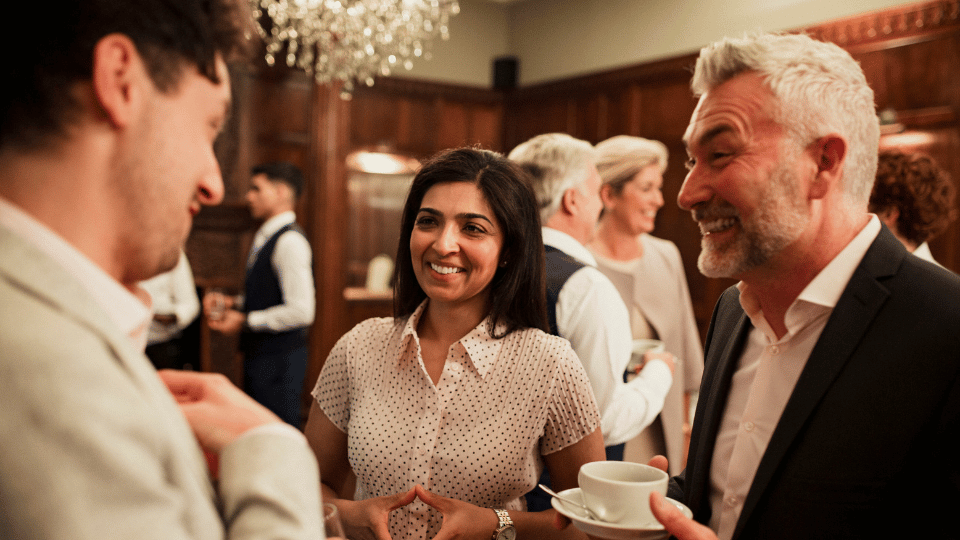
[249,0,459,99]
[347,150,421,174]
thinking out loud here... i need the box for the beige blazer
[0,225,321,540]
[592,234,704,474]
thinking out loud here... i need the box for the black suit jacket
[669,226,960,539]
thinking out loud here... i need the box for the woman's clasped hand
[334,485,547,540]
[306,147,605,540]
[331,487,416,540]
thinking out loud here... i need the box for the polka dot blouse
[312,300,601,539]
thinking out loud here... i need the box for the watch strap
[491,509,513,540]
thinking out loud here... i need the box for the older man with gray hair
[646,32,960,540]
[508,134,674,512]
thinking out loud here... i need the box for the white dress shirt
[244,211,315,332]
[709,215,881,539]
[912,242,943,268]
[140,250,200,345]
[543,227,672,446]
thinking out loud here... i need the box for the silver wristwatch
[491,509,516,540]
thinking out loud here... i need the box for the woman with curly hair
[870,149,957,267]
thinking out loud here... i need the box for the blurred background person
[305,147,604,540]
[508,133,674,457]
[509,133,674,511]
[141,250,201,370]
[587,135,704,475]
[206,161,315,427]
[870,148,957,268]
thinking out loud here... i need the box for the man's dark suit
[669,226,960,539]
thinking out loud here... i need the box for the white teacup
[578,461,668,527]
[627,338,666,372]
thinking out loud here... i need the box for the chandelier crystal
[249,0,460,98]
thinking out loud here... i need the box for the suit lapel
[732,228,903,539]
[686,287,752,519]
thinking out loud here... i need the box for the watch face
[499,528,517,540]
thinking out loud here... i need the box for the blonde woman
[587,135,703,474]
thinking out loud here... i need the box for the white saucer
[551,487,692,540]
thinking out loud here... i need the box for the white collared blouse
[313,300,600,539]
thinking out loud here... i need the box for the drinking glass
[207,287,226,321]
[323,502,346,540]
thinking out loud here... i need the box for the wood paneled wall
[351,78,505,157]
[503,56,730,337]
[190,0,960,420]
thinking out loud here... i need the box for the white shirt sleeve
[556,266,672,446]
[141,251,200,345]
[167,254,200,333]
[246,230,315,332]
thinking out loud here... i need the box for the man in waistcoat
[207,161,315,427]
[508,133,675,510]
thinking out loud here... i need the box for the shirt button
[726,495,739,506]
[743,421,755,432]
[769,345,780,355]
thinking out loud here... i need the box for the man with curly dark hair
[870,149,958,267]
[0,1,322,538]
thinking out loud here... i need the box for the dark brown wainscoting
[189,0,960,426]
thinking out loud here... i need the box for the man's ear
[91,33,146,129]
[810,134,846,200]
[280,182,297,207]
[559,187,579,216]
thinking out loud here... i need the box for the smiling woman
[409,181,504,322]
[395,148,547,337]
[587,135,704,476]
[304,147,606,540]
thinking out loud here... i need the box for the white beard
[697,160,809,279]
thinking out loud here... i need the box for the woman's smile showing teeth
[410,181,503,309]
[430,262,463,275]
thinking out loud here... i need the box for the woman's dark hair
[393,147,548,337]
[870,149,957,245]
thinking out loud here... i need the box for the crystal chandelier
[249,0,460,98]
